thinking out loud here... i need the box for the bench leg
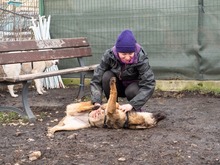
[77,72,86,100]
[0,105,27,117]
[77,57,86,100]
[21,81,36,122]
[0,81,36,122]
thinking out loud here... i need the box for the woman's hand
[93,102,101,110]
[94,102,101,107]
[119,104,133,113]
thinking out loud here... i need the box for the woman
[90,29,155,112]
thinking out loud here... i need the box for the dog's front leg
[106,77,117,115]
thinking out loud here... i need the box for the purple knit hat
[115,29,137,53]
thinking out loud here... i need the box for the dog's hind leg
[47,117,90,138]
[47,117,66,137]
[34,78,46,95]
[7,85,18,97]
[78,101,100,112]
[47,125,84,138]
[66,101,100,116]
[3,64,21,97]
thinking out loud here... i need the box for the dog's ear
[45,60,57,67]
[153,112,166,123]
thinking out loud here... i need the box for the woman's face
[88,109,105,127]
[118,52,135,64]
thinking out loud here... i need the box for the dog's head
[88,109,105,127]
[45,60,59,68]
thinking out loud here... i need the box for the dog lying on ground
[2,60,58,97]
[47,77,165,138]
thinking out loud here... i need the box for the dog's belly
[64,116,89,128]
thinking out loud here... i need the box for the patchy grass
[156,80,220,95]
[36,112,48,121]
[0,112,23,123]
[0,111,48,124]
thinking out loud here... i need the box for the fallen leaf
[118,157,126,162]
[29,151,41,161]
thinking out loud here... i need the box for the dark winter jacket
[90,45,155,110]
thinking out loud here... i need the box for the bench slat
[0,64,98,82]
[0,37,89,52]
[0,47,92,65]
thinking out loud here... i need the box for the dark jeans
[102,71,139,101]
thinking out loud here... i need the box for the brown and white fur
[2,60,58,97]
[47,77,165,138]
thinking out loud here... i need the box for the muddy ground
[0,84,220,165]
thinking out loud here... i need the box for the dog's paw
[110,77,116,84]
[11,94,19,98]
[38,89,47,95]
[47,132,54,138]
[42,89,47,93]
[47,127,55,138]
[37,91,44,95]
[8,89,18,97]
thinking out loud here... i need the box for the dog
[2,63,21,97]
[2,60,58,97]
[47,77,165,138]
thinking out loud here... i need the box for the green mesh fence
[0,0,39,41]
[42,0,220,80]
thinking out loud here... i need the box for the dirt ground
[0,84,220,165]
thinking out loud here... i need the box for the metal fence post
[198,0,205,79]
[198,0,204,46]
[39,0,44,16]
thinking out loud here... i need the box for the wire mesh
[0,0,39,41]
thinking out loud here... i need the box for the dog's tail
[153,112,166,123]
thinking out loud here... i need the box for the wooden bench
[0,37,98,122]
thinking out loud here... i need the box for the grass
[0,111,48,124]
[0,112,25,123]
[156,80,220,95]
